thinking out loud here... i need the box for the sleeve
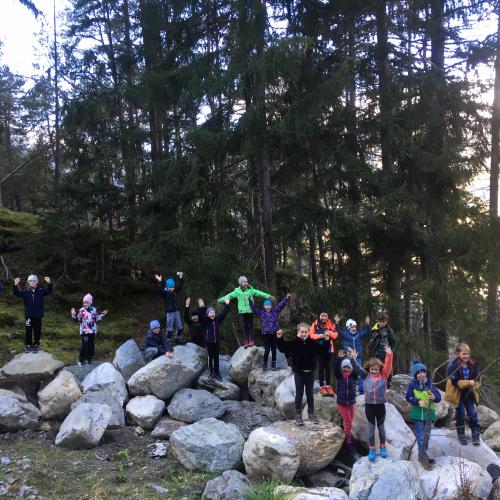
[381,352,393,379]
[75,310,84,324]
[175,278,184,293]
[352,357,367,379]
[12,285,24,298]
[217,289,238,303]
[277,337,293,354]
[431,385,441,403]
[458,380,473,389]
[158,335,168,355]
[274,296,288,314]
[388,327,396,349]
[333,355,342,379]
[405,383,419,405]
[184,306,192,325]
[309,322,322,340]
[448,359,461,387]
[71,311,79,324]
[217,303,229,323]
[42,283,53,296]
[249,299,259,314]
[249,288,271,299]
[95,310,106,322]
[360,324,371,339]
[328,324,339,340]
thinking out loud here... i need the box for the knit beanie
[317,305,329,318]
[150,320,161,330]
[27,274,38,282]
[206,306,215,315]
[263,300,272,307]
[165,278,175,289]
[411,360,427,378]
[238,276,248,286]
[83,293,93,304]
[341,359,353,370]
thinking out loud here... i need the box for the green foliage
[245,481,286,500]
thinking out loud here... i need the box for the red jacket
[309,319,338,353]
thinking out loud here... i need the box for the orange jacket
[309,319,338,352]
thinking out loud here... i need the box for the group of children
[10,273,483,470]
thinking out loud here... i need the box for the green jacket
[218,286,271,314]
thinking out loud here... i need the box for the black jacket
[277,336,320,372]
[141,329,172,354]
[158,278,184,313]
[184,306,206,346]
[333,355,359,405]
[200,305,229,344]
[13,283,53,318]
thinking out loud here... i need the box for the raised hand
[384,345,392,355]
[224,298,230,305]
[177,271,184,278]
[349,348,358,359]
[14,277,20,286]
[154,274,162,282]
[269,296,276,302]
[71,307,76,315]
[186,297,191,307]
[286,293,292,299]
[102,310,109,316]
[44,276,51,283]
[198,298,205,307]
[276,329,284,338]
[365,315,371,325]
[334,314,341,324]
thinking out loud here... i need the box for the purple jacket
[250,297,288,334]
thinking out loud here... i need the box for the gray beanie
[341,359,353,370]
[238,276,248,286]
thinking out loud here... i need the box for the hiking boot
[457,427,467,445]
[214,373,223,381]
[295,410,304,426]
[419,457,433,470]
[380,446,388,458]
[472,430,481,446]
[262,361,268,371]
[24,345,32,353]
[368,448,377,461]
[175,335,182,344]
[326,386,335,397]
[208,371,215,379]
[308,410,319,424]
[271,361,277,371]
[83,360,89,367]
[243,339,249,349]
[427,457,436,465]
[320,386,329,397]
[32,345,39,353]
[248,340,254,347]
[77,361,83,367]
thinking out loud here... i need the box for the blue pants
[166,310,183,337]
[456,396,479,432]
[414,420,431,458]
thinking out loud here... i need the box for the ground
[0,426,214,499]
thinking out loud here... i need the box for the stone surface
[64,362,102,384]
[167,389,225,423]
[151,417,188,439]
[148,442,168,458]
[477,405,500,431]
[72,391,125,428]
[1,351,64,386]
[112,339,146,382]
[302,393,342,426]
[275,486,348,500]
[37,370,81,420]
[0,388,27,402]
[491,478,500,500]
[170,418,245,473]
[0,394,40,431]
[200,355,232,380]
[307,469,348,489]
[201,470,251,500]
[55,403,111,449]
[196,374,240,401]
[80,362,128,406]
[484,421,500,451]
[247,368,292,407]
[127,343,206,400]
[126,395,166,430]
[228,346,264,385]
[275,375,320,419]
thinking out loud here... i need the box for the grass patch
[246,480,288,500]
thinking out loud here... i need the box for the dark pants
[414,420,431,459]
[241,313,254,341]
[317,348,331,386]
[365,403,386,447]
[80,334,96,363]
[294,370,315,412]
[207,342,220,375]
[25,317,42,347]
[376,353,392,387]
[262,333,277,364]
[457,395,479,433]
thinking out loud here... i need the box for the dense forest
[0,0,499,374]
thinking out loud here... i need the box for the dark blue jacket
[13,283,53,318]
[141,329,172,354]
[337,324,370,354]
[333,355,359,405]
[201,304,229,344]
[158,278,184,313]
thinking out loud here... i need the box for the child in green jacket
[218,276,273,348]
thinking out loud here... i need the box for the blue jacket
[337,324,371,354]
[141,329,172,354]
[333,356,359,405]
[13,283,53,318]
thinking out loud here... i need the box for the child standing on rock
[367,311,396,388]
[155,271,184,342]
[357,345,393,461]
[71,293,108,366]
[277,324,320,426]
[250,293,291,371]
[184,297,206,347]
[217,276,273,348]
[13,274,53,353]
[405,360,441,469]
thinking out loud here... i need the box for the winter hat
[83,293,93,304]
[150,320,161,330]
[27,274,38,282]
[346,319,357,330]
[206,306,215,315]
[411,360,427,378]
[341,359,353,370]
[317,305,329,318]
[264,300,272,307]
[165,278,175,289]
[238,276,248,286]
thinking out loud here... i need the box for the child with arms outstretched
[155,271,184,342]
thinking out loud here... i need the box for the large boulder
[167,389,225,423]
[127,343,206,400]
[201,470,251,500]
[196,374,240,401]
[274,486,348,500]
[242,426,301,482]
[484,421,500,451]
[1,351,64,386]
[170,417,245,473]
[221,400,283,438]
[55,403,111,449]
[37,370,81,420]
[0,388,27,402]
[200,355,232,380]
[302,393,341,426]
[275,375,320,419]
[247,368,292,407]
[228,346,263,385]
[351,396,414,459]
[80,363,128,406]
[0,393,40,431]
[126,395,165,430]
[409,427,500,470]
[64,362,102,384]
[151,417,187,438]
[477,405,500,431]
[112,339,145,382]
[71,391,125,428]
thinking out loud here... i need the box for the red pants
[338,403,355,442]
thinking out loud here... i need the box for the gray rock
[170,417,245,473]
[202,470,251,500]
[64,362,102,384]
[37,370,81,420]
[151,417,188,438]
[491,478,500,500]
[80,362,128,406]
[0,351,64,386]
[275,485,348,500]
[167,389,225,423]
[200,355,232,380]
[55,403,111,449]
[0,457,11,465]
[302,393,342,426]
[128,343,206,400]
[307,469,347,488]
[228,346,264,385]
[485,421,500,451]
[0,394,40,431]
[72,391,125,428]
[197,374,241,401]
[275,375,320,419]
[0,388,27,402]
[248,368,292,407]
[113,339,146,382]
[149,484,169,495]
[148,442,169,458]
[477,405,500,431]
[126,395,165,430]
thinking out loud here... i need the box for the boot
[271,361,277,371]
[320,386,329,397]
[418,454,433,470]
[295,410,304,426]
[457,426,467,445]
[326,386,335,397]
[308,410,319,424]
[472,428,481,446]
[262,361,268,371]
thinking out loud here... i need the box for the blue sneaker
[380,446,388,458]
[368,449,377,461]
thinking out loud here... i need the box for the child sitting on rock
[141,320,173,362]
[277,323,320,426]
[155,271,184,342]
[71,293,108,366]
[405,360,441,469]
[334,348,361,453]
[445,343,480,446]
[184,297,206,347]
[250,293,291,371]
[357,345,393,461]
[200,299,230,380]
